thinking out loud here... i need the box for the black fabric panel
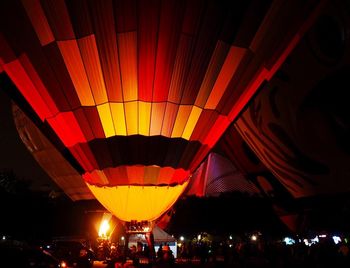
[71,135,202,171]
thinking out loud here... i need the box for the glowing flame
[99,220,110,238]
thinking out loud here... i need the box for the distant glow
[180,236,184,241]
[121,236,125,241]
[229,244,233,248]
[251,235,257,241]
[283,237,295,245]
[46,245,51,249]
[143,227,150,232]
[332,236,341,245]
[303,239,309,246]
[197,234,201,241]
[99,220,110,238]
[319,234,327,238]
[2,236,5,240]
[60,261,67,268]
[229,235,233,240]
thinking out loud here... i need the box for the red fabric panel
[89,0,123,102]
[18,54,61,114]
[181,2,225,104]
[65,0,93,38]
[190,110,218,143]
[138,0,160,101]
[83,106,106,139]
[41,0,75,40]
[203,115,230,148]
[72,143,99,173]
[42,43,78,110]
[114,0,137,33]
[182,0,203,34]
[152,0,184,102]
[73,108,95,142]
[4,60,52,121]
[167,35,194,103]
[171,169,190,184]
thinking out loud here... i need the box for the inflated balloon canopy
[0,0,322,222]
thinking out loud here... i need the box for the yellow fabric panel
[78,35,108,105]
[110,103,127,136]
[97,103,116,138]
[150,102,166,136]
[57,40,95,106]
[118,32,138,101]
[125,101,138,135]
[205,46,247,109]
[195,41,230,107]
[161,103,178,137]
[86,181,189,222]
[22,0,55,46]
[138,101,151,136]
[182,106,202,140]
[171,105,192,138]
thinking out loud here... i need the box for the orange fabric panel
[126,165,144,184]
[205,46,248,110]
[171,105,192,138]
[21,0,55,46]
[118,32,138,101]
[57,40,95,106]
[195,41,230,107]
[150,102,166,136]
[4,60,52,120]
[78,35,108,105]
[138,101,151,136]
[161,103,178,137]
[124,101,138,135]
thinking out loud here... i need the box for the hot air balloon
[0,0,323,243]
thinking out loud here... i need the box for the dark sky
[0,89,58,192]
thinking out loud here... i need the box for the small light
[2,236,5,240]
[46,245,51,249]
[229,244,233,248]
[319,234,327,238]
[180,236,184,241]
[121,236,125,241]
[229,235,233,240]
[60,261,67,268]
[197,234,201,241]
[332,236,341,245]
[251,235,257,241]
